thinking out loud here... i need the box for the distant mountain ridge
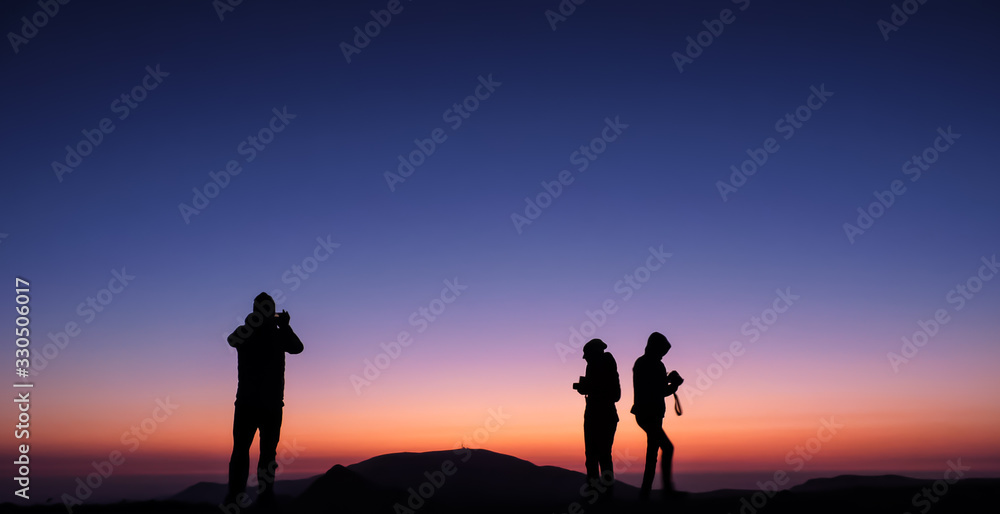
[170,448,636,507]
[157,449,999,514]
[790,474,929,492]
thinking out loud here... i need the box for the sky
[2,0,999,504]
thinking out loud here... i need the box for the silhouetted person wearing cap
[631,332,684,501]
[224,292,303,509]
[574,339,621,497]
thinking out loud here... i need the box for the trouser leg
[659,428,675,491]
[583,419,600,481]
[637,417,659,496]
[256,405,283,501]
[227,402,258,500]
[599,420,617,483]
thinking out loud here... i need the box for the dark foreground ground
[6,479,996,514]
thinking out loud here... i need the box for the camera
[572,376,587,392]
[667,370,684,385]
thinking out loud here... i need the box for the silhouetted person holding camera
[631,332,683,501]
[224,292,303,509]
[574,339,621,497]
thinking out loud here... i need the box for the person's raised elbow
[286,335,304,354]
[228,331,244,347]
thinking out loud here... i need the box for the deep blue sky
[2,0,999,500]
[4,0,997,316]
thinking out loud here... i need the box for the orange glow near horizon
[22,334,1000,481]
[12,322,1000,484]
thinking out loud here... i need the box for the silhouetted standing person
[574,339,621,495]
[631,332,684,501]
[225,292,303,508]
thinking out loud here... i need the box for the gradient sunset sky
[2,0,999,503]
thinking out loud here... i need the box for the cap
[582,338,607,356]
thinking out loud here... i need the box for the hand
[276,310,290,328]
